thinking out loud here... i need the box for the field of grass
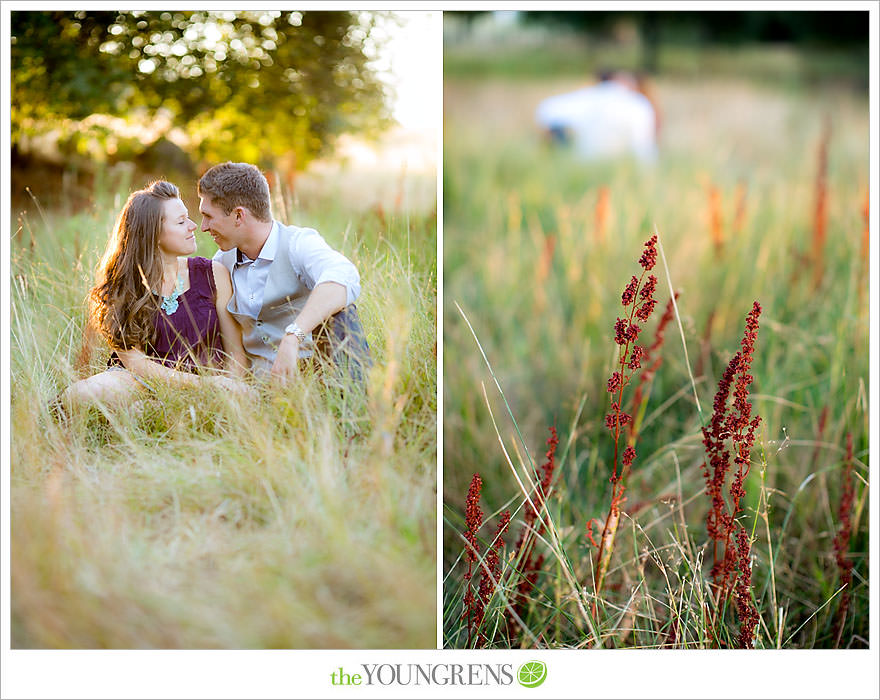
[443,54,869,649]
[9,166,437,648]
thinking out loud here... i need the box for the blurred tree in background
[12,10,392,172]
[523,10,868,73]
[519,10,867,46]
[446,10,868,84]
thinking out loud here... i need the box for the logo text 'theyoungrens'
[330,664,515,687]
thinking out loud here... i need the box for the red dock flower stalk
[734,526,759,647]
[478,510,511,642]
[700,301,763,648]
[708,184,724,253]
[812,117,831,288]
[592,234,660,600]
[462,473,484,646]
[464,474,483,569]
[638,234,658,270]
[510,427,559,630]
[733,181,748,235]
[461,473,513,647]
[832,432,855,646]
[595,185,610,243]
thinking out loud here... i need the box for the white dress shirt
[224,220,361,321]
[536,81,657,163]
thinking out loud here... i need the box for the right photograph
[443,10,869,649]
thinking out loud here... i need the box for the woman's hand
[206,374,255,397]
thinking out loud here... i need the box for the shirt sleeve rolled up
[288,227,361,306]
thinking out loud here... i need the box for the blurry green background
[443,10,869,648]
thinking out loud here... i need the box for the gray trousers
[312,304,372,384]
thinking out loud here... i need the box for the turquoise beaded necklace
[160,273,184,315]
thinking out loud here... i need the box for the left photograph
[9,10,438,648]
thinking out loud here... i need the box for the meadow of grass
[443,56,869,649]
[10,165,437,648]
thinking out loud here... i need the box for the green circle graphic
[517,660,547,688]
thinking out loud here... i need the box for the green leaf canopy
[12,10,393,169]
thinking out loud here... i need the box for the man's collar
[236,221,280,264]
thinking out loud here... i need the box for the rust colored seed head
[626,322,641,343]
[639,234,658,270]
[614,318,628,345]
[700,301,764,644]
[650,294,678,356]
[510,426,558,634]
[478,511,511,611]
[622,276,639,306]
[635,298,657,322]
[462,589,476,618]
[733,526,758,648]
[622,445,636,467]
[540,426,559,496]
[513,425,559,549]
[740,302,761,362]
[832,432,855,645]
[605,411,632,429]
[640,274,658,300]
[607,371,622,394]
[628,345,644,370]
[464,474,484,565]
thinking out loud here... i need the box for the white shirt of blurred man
[535,71,658,164]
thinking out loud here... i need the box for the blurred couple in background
[536,68,661,164]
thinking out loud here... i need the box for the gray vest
[215,224,313,375]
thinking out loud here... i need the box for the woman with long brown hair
[64,180,249,405]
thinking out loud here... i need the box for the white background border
[3,2,878,699]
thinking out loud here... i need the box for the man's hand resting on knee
[270,334,301,381]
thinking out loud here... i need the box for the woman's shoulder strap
[188,256,217,295]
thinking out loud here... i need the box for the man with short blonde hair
[198,161,369,382]
[197,162,273,223]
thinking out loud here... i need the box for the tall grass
[443,72,868,649]
[10,171,437,648]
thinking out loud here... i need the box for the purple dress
[110,257,224,371]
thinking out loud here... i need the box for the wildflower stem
[593,235,658,604]
[783,585,846,647]
[655,224,703,424]
[456,301,536,474]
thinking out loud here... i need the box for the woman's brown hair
[89,180,179,350]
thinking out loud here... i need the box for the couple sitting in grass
[64,162,370,407]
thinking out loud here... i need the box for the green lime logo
[517,660,547,688]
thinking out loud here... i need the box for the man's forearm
[293,281,348,333]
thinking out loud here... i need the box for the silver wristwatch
[284,321,307,343]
